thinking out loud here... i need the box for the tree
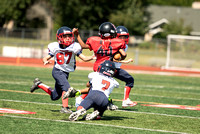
[0,0,34,27]
[50,0,125,31]
[109,0,150,35]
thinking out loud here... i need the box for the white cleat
[122,98,137,108]
[69,108,86,121]
[85,110,100,120]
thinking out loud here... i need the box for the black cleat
[30,78,42,93]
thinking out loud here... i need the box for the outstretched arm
[113,58,133,64]
[73,28,90,49]
[78,53,96,62]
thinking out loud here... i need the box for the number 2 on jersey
[102,79,110,90]
[56,52,72,64]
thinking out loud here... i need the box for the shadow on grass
[101,115,135,121]
[118,108,138,111]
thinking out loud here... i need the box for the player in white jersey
[67,60,119,121]
[30,26,95,114]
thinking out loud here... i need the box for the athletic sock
[124,86,131,100]
[38,83,53,95]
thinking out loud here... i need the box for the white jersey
[48,42,82,72]
[114,44,128,69]
[88,72,119,97]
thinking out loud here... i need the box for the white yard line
[136,84,200,91]
[111,91,200,101]
[117,110,200,119]
[1,99,200,120]
[1,115,188,134]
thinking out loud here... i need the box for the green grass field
[0,65,200,134]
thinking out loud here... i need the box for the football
[113,52,122,60]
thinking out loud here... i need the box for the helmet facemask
[57,33,75,46]
[116,26,129,44]
[117,33,129,44]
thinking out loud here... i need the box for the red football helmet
[116,26,129,44]
[56,26,75,46]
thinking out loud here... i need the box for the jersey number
[56,52,72,64]
[102,80,110,91]
[97,46,113,56]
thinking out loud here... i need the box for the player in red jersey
[73,22,127,72]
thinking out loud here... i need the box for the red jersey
[86,36,126,71]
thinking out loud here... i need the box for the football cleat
[122,98,137,108]
[30,78,42,93]
[63,87,77,99]
[85,110,100,120]
[60,107,72,114]
[69,108,86,121]
[107,102,118,111]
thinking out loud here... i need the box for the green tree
[109,0,150,35]
[50,0,125,31]
[0,0,34,27]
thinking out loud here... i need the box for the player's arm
[113,58,133,64]
[119,49,127,60]
[43,55,52,65]
[78,53,96,62]
[73,28,90,49]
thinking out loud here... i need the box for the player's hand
[72,28,79,36]
[92,55,97,60]
[43,61,51,65]
[127,58,133,63]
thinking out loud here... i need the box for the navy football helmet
[56,26,75,46]
[116,26,129,44]
[99,22,117,39]
[97,60,116,77]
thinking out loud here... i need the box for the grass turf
[0,65,200,133]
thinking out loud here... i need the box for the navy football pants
[51,67,70,100]
[80,90,108,116]
[114,68,134,88]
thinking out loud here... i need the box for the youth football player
[68,60,119,121]
[30,26,95,114]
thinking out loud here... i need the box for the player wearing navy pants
[51,67,70,100]
[114,68,134,88]
[113,26,137,107]
[80,90,108,117]
[30,26,95,114]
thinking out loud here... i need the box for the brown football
[113,52,122,60]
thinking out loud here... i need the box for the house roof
[147,5,200,32]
